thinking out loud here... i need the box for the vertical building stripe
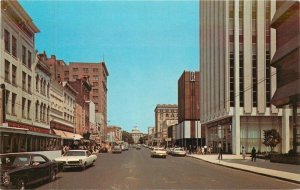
[257,0,266,113]
[243,0,252,113]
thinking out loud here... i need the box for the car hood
[54,156,86,161]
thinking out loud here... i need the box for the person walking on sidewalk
[251,147,256,162]
[242,146,246,160]
[218,141,223,160]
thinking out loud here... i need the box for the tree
[122,131,134,144]
[263,129,281,152]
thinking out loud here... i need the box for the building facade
[106,126,122,143]
[200,0,291,154]
[176,71,203,148]
[270,0,300,153]
[131,127,144,144]
[0,1,60,153]
[154,104,178,141]
[67,62,109,130]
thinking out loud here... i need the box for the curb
[187,155,300,185]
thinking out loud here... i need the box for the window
[73,68,78,72]
[27,100,31,119]
[252,55,257,107]
[22,98,26,118]
[28,76,32,94]
[93,82,98,87]
[4,29,10,52]
[229,53,235,107]
[83,68,88,73]
[73,75,78,80]
[5,90,10,114]
[93,89,99,93]
[35,101,39,120]
[93,75,98,80]
[93,68,99,72]
[12,65,17,86]
[36,75,39,92]
[93,96,98,101]
[27,51,32,69]
[22,46,26,65]
[12,35,17,57]
[12,93,16,115]
[22,72,26,91]
[5,60,10,82]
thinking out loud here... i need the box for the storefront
[0,126,61,154]
[204,117,232,154]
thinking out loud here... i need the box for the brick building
[67,62,109,131]
[69,78,92,136]
[176,71,203,148]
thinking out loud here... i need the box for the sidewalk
[187,154,300,184]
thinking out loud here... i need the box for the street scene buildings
[0,0,299,189]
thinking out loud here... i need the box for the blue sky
[20,0,199,133]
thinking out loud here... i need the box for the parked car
[136,144,141,150]
[54,150,97,171]
[151,147,167,158]
[0,153,59,190]
[171,148,186,156]
[111,145,122,154]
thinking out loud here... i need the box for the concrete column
[257,0,266,113]
[281,106,290,153]
[232,0,241,155]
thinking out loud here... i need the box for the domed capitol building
[131,127,144,144]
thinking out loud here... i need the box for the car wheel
[17,178,26,190]
[50,170,56,182]
[82,162,87,170]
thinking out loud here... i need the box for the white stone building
[199,0,292,154]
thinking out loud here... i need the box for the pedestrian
[208,146,211,154]
[218,141,222,160]
[251,147,256,162]
[189,145,192,155]
[204,145,207,154]
[201,146,204,155]
[242,146,246,160]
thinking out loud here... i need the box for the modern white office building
[199,0,292,154]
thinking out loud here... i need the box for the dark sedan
[0,153,59,189]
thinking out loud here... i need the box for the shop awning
[53,129,83,140]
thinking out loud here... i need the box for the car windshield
[175,148,184,151]
[64,151,85,156]
[0,155,30,168]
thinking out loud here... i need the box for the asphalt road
[35,147,299,189]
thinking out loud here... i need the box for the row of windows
[72,68,99,73]
[4,29,32,69]
[72,75,99,81]
[36,75,50,97]
[35,101,50,124]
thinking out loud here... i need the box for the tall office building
[67,63,109,129]
[200,0,291,154]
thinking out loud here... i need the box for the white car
[151,147,167,158]
[171,148,186,156]
[54,150,97,170]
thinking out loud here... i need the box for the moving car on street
[171,148,186,156]
[54,150,97,171]
[151,147,167,158]
[136,144,141,150]
[111,145,122,154]
[0,153,59,190]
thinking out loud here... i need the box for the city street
[36,147,299,189]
